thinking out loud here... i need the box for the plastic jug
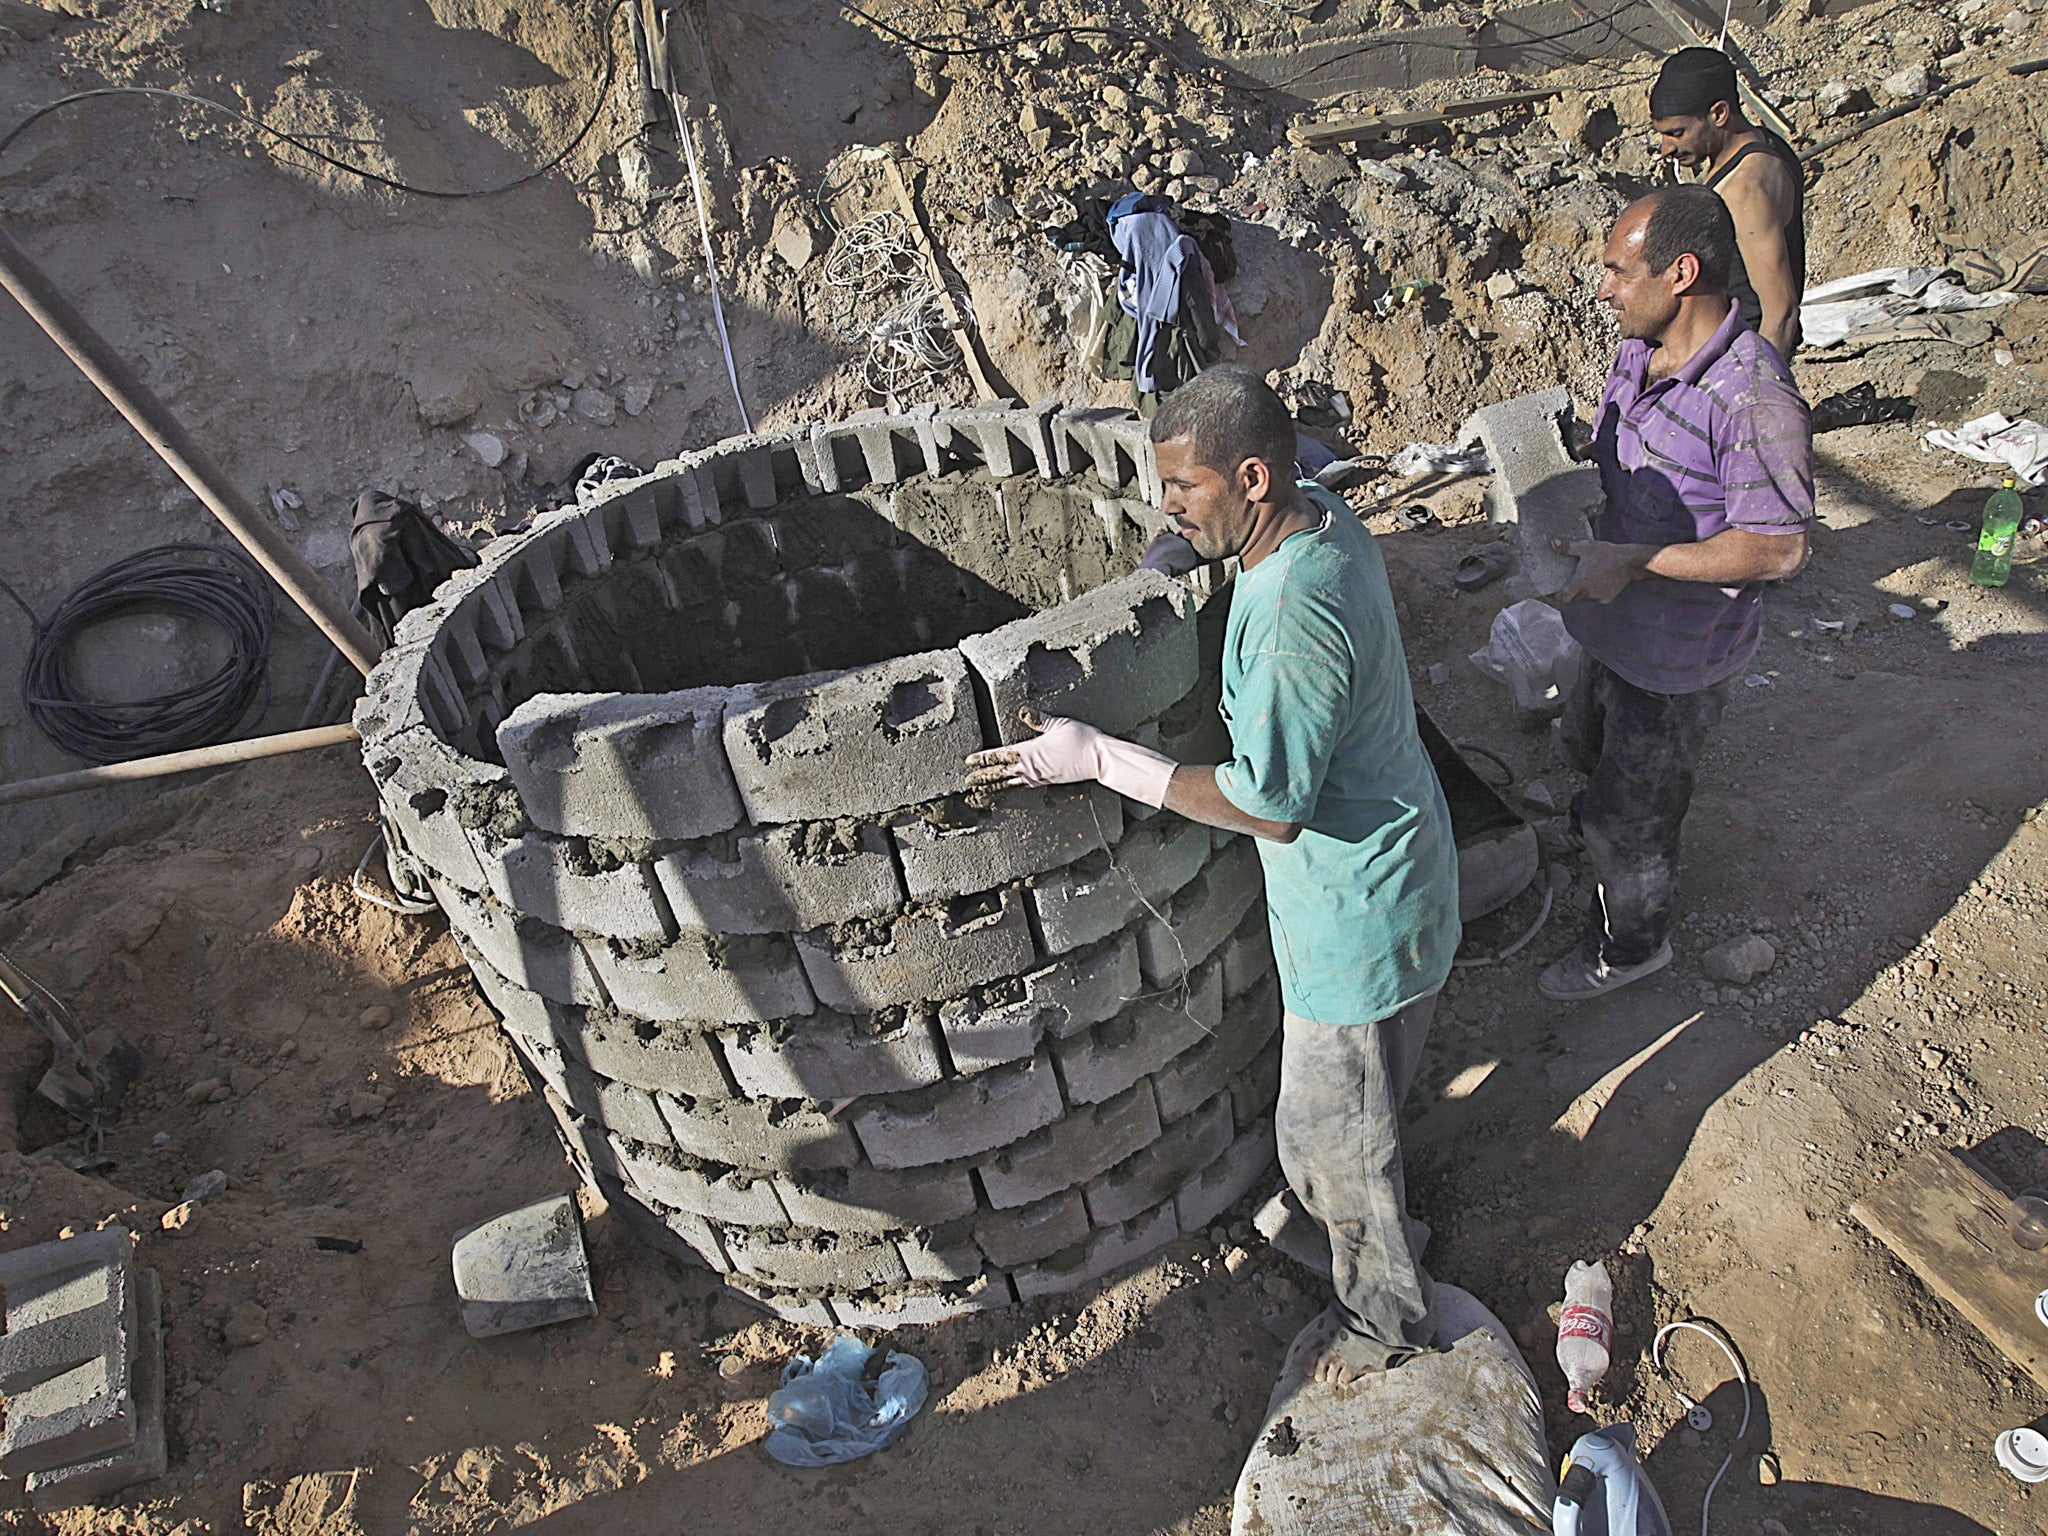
[1552,1423,1672,1536]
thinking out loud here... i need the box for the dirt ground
[1,0,2047,1531]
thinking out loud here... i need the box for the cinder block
[432,879,607,1008]
[724,1230,909,1292]
[1052,407,1158,499]
[939,403,1056,479]
[1028,815,1208,956]
[696,433,804,511]
[604,1182,732,1273]
[0,1257,127,1397]
[612,1138,786,1224]
[497,688,744,841]
[24,1267,165,1514]
[891,784,1121,904]
[774,1164,979,1234]
[721,650,985,824]
[897,1233,984,1283]
[0,1255,135,1477]
[1136,839,1263,989]
[368,736,503,896]
[483,832,671,944]
[936,933,1143,1076]
[463,950,567,1049]
[1052,959,1221,1105]
[657,821,905,934]
[1174,1119,1278,1234]
[1084,1093,1233,1228]
[533,1081,621,1189]
[1457,386,1600,597]
[719,1277,838,1326]
[975,1190,1090,1268]
[0,1229,130,1291]
[829,1276,1010,1328]
[1151,972,1281,1123]
[1011,1201,1178,1300]
[722,1009,947,1100]
[561,1058,673,1148]
[977,1080,1161,1210]
[585,929,815,1025]
[796,890,1035,1014]
[1220,906,1276,999]
[958,570,1198,746]
[1229,1047,1282,1128]
[853,1048,1063,1170]
[655,1092,860,1174]
[560,1012,732,1100]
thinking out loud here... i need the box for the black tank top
[1704,131,1806,342]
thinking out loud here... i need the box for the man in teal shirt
[967,366,1460,1384]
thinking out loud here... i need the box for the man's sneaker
[1537,940,1673,1002]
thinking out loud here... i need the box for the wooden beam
[0,725,359,807]
[1294,89,1561,149]
[883,156,1001,401]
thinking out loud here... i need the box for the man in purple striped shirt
[1539,187,1813,1002]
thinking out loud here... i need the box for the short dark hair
[1147,366,1296,481]
[1635,186,1736,295]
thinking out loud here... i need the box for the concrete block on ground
[1085,1092,1234,1228]
[977,1080,1162,1210]
[1174,1118,1277,1234]
[450,1194,596,1338]
[937,931,1140,1073]
[722,1009,948,1101]
[497,688,743,840]
[562,1012,732,1100]
[853,1047,1063,1170]
[975,1190,1090,1268]
[891,784,1121,903]
[796,890,1034,1014]
[1151,972,1281,1123]
[1053,958,1220,1106]
[774,1163,978,1235]
[1457,386,1599,597]
[1136,839,1263,989]
[828,1276,1010,1328]
[613,1139,788,1225]
[721,650,984,824]
[723,1230,908,1293]
[0,1229,131,1292]
[482,833,671,945]
[0,1248,129,1399]
[1011,1201,1178,1300]
[433,879,608,1009]
[24,1268,165,1514]
[0,1248,136,1477]
[657,822,905,934]
[585,929,815,1025]
[655,1092,860,1174]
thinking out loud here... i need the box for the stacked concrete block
[0,1228,165,1512]
[1457,386,1601,597]
[356,402,1290,1325]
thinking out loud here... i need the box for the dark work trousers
[1560,655,1728,968]
[1275,992,1440,1370]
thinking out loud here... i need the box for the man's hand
[1554,538,1651,604]
[964,713,1103,791]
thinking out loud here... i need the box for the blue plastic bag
[763,1335,929,1467]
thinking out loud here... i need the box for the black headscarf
[1650,47,1741,119]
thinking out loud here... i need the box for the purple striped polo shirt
[1562,303,1813,694]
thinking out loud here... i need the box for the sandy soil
[0,0,2045,1531]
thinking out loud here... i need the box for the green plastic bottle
[1971,475,2023,588]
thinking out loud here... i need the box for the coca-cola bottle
[1556,1259,1613,1415]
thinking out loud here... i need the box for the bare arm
[1719,164,1801,357]
[1163,765,1302,842]
[1556,528,1808,602]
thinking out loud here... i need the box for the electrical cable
[0,0,630,195]
[836,1,1142,57]
[0,544,275,765]
[1651,1318,1753,1536]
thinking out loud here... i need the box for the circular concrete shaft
[354,403,1279,1326]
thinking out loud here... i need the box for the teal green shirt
[1213,487,1459,1024]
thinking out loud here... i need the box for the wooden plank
[1850,1146,2048,1394]
[1295,89,1560,149]
[882,157,1000,402]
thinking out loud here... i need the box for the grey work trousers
[1275,992,1440,1371]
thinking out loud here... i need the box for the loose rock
[224,1301,270,1348]
[1703,934,1776,985]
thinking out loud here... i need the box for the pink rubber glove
[964,716,1178,807]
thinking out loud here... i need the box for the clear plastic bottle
[1556,1259,1614,1415]
[1971,475,2024,588]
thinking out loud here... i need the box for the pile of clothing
[1049,193,1240,414]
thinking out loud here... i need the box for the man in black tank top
[1650,48,1806,358]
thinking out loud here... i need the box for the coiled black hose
[0,543,275,764]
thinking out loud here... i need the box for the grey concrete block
[497,688,744,841]
[1053,958,1220,1105]
[936,933,1143,1076]
[450,1194,596,1338]
[721,650,985,824]
[1457,386,1600,597]
[1174,1118,1277,1235]
[657,822,907,937]
[975,1190,1090,1268]
[891,784,1121,904]
[1229,1047,1282,1128]
[433,880,607,1008]
[829,1277,1009,1328]
[897,1235,986,1283]
[654,1092,860,1174]
[613,1139,788,1225]
[722,1010,948,1100]
[0,1226,130,1297]
[0,1257,127,1397]
[483,833,671,944]
[1084,1092,1233,1228]
[367,727,506,895]
[774,1164,978,1235]
[976,1080,1161,1210]
[561,1013,732,1100]
[463,950,567,1049]
[696,433,799,511]
[720,1277,837,1325]
[959,570,1197,746]
[1052,408,1158,499]
[1151,972,1281,1123]
[853,1047,1063,1170]
[604,1183,732,1274]
[939,404,1056,479]
[533,1082,621,1190]
[1136,839,1263,989]
[1220,906,1276,999]
[585,929,815,1026]
[561,1059,674,1148]
[1011,1201,1178,1301]
[0,1257,135,1477]
[1036,813,1210,957]
[25,1268,165,1514]
[723,1230,908,1293]
[796,890,1035,1014]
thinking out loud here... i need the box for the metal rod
[0,223,384,676]
[0,724,358,807]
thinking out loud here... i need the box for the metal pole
[0,223,383,677]
[0,724,358,807]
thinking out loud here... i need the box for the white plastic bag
[1469,599,1582,716]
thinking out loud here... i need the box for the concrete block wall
[355,404,1282,1326]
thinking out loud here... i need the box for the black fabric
[349,491,479,647]
[1703,131,1808,342]
[1650,47,1740,118]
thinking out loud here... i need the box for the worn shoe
[1537,940,1673,1002]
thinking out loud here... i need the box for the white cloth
[1390,442,1491,477]
[1800,266,2017,349]
[1923,412,2048,488]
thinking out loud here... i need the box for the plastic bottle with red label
[1556,1259,1614,1415]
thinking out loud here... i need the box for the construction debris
[450,1195,596,1338]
